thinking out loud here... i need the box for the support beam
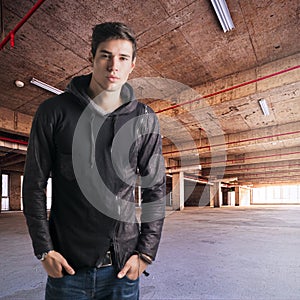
[209,181,223,207]
[163,120,300,159]
[235,186,251,206]
[172,171,184,211]
[0,169,2,213]
[9,172,22,211]
[0,106,32,136]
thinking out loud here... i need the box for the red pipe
[0,136,28,145]
[163,129,300,155]
[164,155,300,176]
[222,163,300,173]
[0,0,46,50]
[238,174,300,181]
[201,151,300,166]
[156,65,300,114]
[227,169,300,178]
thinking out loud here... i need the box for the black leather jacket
[23,74,166,271]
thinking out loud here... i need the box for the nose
[107,56,119,72]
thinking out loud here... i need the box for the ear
[88,51,93,64]
[130,57,136,74]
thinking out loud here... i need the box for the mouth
[107,75,119,82]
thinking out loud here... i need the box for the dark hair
[91,22,137,60]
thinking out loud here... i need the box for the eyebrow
[100,49,131,58]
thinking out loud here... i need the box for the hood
[66,73,140,169]
[66,73,138,116]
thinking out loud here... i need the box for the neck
[93,90,123,112]
[87,82,123,113]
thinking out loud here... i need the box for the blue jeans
[45,266,139,300]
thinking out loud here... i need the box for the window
[253,185,300,204]
[1,174,9,211]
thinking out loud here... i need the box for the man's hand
[41,250,75,278]
[117,254,149,281]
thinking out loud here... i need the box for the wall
[235,186,251,206]
[185,181,210,207]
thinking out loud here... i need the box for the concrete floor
[1,206,300,300]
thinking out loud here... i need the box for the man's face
[91,39,135,93]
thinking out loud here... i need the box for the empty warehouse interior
[0,0,300,299]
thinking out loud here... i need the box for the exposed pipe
[232,169,300,178]
[219,163,300,173]
[172,152,300,172]
[184,175,211,185]
[163,129,300,155]
[0,62,299,160]
[237,174,300,182]
[0,0,46,50]
[156,65,300,114]
[201,151,300,166]
[0,136,28,145]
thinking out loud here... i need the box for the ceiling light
[14,80,25,88]
[30,77,63,95]
[258,99,270,116]
[211,0,235,32]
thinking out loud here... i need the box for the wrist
[36,250,53,261]
[139,253,152,265]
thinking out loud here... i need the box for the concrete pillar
[250,188,254,205]
[235,186,251,206]
[235,186,240,206]
[215,182,223,207]
[215,182,222,207]
[209,184,215,207]
[210,182,222,207]
[9,172,22,211]
[172,171,184,211]
[0,169,2,213]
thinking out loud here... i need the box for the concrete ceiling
[0,0,299,187]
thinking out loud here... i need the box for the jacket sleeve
[136,108,166,260]
[22,102,55,256]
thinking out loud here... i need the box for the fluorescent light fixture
[211,0,235,32]
[30,77,63,95]
[258,98,270,116]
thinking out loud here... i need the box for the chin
[105,84,123,92]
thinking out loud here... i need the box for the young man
[23,22,166,300]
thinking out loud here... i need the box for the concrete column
[235,186,251,206]
[0,169,2,213]
[235,186,240,206]
[172,171,184,211]
[209,184,215,207]
[210,182,222,207]
[213,182,223,207]
[216,182,223,207]
[250,188,254,205]
[9,172,22,211]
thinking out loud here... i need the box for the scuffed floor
[1,206,300,299]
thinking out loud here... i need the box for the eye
[100,53,111,59]
[120,56,129,61]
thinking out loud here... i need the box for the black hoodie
[23,74,166,271]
